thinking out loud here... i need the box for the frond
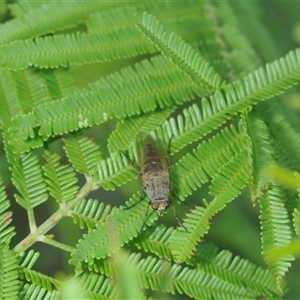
[0,69,30,127]
[86,2,207,42]
[169,151,251,263]
[42,151,79,203]
[0,2,111,45]
[70,193,159,269]
[72,199,113,230]
[63,134,102,176]
[20,268,61,292]
[132,252,271,299]
[293,208,300,238]
[158,48,300,154]
[0,28,154,70]
[9,55,202,152]
[107,108,174,153]
[0,244,20,300]
[40,68,78,100]
[137,12,223,92]
[134,225,174,260]
[9,1,45,18]
[11,153,48,209]
[12,43,300,154]
[258,101,300,173]
[93,151,137,190]
[170,123,248,199]
[259,185,294,292]
[19,250,40,269]
[192,245,280,298]
[242,111,273,200]
[79,273,116,299]
[0,67,77,135]
[0,175,15,245]
[19,284,59,300]
[216,2,262,76]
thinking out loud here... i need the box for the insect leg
[166,134,173,169]
[170,185,189,208]
[139,201,151,233]
[120,150,141,173]
[123,189,146,210]
[171,203,188,232]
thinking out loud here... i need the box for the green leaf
[259,185,294,292]
[137,12,223,92]
[134,225,174,260]
[12,153,48,209]
[19,284,59,300]
[20,268,61,292]
[63,135,102,175]
[169,151,251,262]
[0,2,113,45]
[171,123,248,199]
[93,151,137,190]
[0,175,15,245]
[72,199,113,230]
[0,244,20,300]
[43,151,79,203]
[108,108,174,153]
[70,193,159,268]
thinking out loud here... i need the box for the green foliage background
[0,1,300,299]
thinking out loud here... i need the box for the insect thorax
[145,175,170,211]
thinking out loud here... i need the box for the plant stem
[13,176,97,253]
[39,236,75,253]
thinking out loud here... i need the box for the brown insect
[137,132,170,214]
[123,132,187,232]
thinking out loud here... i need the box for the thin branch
[13,176,97,253]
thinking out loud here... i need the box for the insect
[122,132,187,232]
[137,132,171,214]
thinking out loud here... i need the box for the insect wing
[136,132,169,175]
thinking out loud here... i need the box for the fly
[122,132,187,232]
[137,132,170,214]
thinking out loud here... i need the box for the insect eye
[152,202,159,210]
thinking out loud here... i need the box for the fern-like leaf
[171,123,248,199]
[169,151,251,262]
[132,252,270,299]
[242,111,273,200]
[0,28,152,70]
[134,225,174,260]
[293,208,300,238]
[12,153,48,209]
[70,193,159,269]
[72,199,113,230]
[192,245,280,298]
[21,268,61,292]
[79,273,117,299]
[19,250,40,269]
[259,185,294,292]
[0,175,15,245]
[137,12,223,92]
[0,244,20,300]
[19,284,58,300]
[107,108,174,153]
[63,135,102,176]
[0,2,111,45]
[9,54,202,151]
[93,151,137,190]
[43,151,78,203]
[13,42,300,152]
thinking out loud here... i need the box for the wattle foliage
[0,1,299,299]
